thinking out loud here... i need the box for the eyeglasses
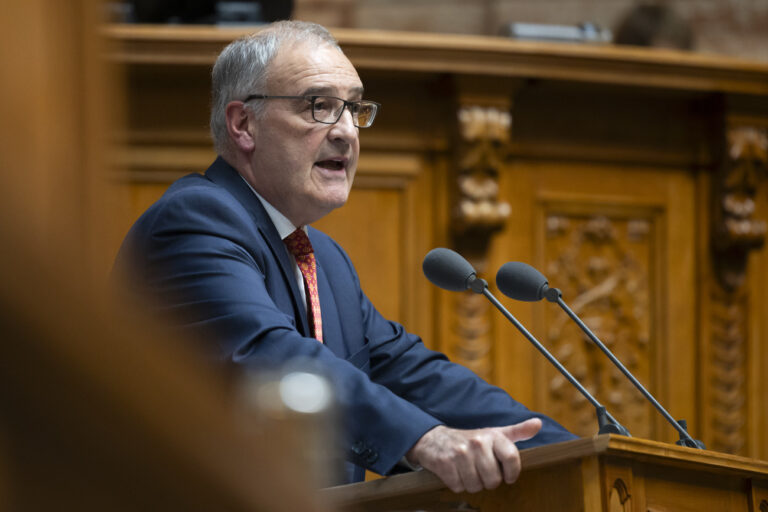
[243,94,380,128]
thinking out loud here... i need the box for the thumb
[501,418,543,443]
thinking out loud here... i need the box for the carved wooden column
[445,97,512,381]
[707,125,767,455]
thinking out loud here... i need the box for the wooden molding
[105,25,768,95]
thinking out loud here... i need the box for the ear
[225,101,257,153]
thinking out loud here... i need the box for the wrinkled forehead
[266,40,363,96]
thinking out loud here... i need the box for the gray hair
[210,21,342,156]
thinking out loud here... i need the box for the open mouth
[315,159,345,171]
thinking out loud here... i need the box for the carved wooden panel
[539,208,659,439]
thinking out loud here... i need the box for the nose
[328,105,358,144]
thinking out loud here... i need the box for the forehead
[266,41,363,96]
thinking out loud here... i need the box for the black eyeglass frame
[242,94,381,128]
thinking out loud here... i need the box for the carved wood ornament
[713,126,768,290]
[709,126,768,455]
[544,214,653,437]
[608,478,631,512]
[454,105,512,244]
[449,105,512,380]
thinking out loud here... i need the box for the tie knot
[284,228,314,257]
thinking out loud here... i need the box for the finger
[434,462,464,494]
[410,426,466,493]
[472,435,504,490]
[447,438,484,494]
[492,435,522,484]
[501,418,543,443]
[456,455,484,494]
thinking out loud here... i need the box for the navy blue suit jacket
[114,157,576,483]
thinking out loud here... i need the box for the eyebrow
[300,86,365,98]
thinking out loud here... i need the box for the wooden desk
[324,435,768,511]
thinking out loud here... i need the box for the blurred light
[279,371,332,414]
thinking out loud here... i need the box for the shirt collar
[240,176,304,240]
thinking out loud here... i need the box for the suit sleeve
[115,185,442,476]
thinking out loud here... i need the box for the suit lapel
[204,157,311,337]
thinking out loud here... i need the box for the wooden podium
[324,435,768,511]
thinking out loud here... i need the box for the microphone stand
[467,276,631,437]
[539,286,705,449]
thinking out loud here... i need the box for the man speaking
[114,20,575,492]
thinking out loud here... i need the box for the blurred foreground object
[614,2,694,50]
[0,216,326,511]
[0,0,324,510]
[239,365,345,489]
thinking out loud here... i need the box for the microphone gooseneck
[495,261,704,449]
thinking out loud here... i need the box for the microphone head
[496,261,549,301]
[422,248,477,292]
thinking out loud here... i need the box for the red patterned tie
[283,229,323,343]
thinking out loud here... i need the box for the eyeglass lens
[312,96,377,127]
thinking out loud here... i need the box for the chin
[326,196,349,210]
[323,186,351,205]
[302,193,346,219]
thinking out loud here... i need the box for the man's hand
[405,418,542,493]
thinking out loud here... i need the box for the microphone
[423,248,630,437]
[422,247,486,293]
[493,261,559,302]
[496,261,705,449]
